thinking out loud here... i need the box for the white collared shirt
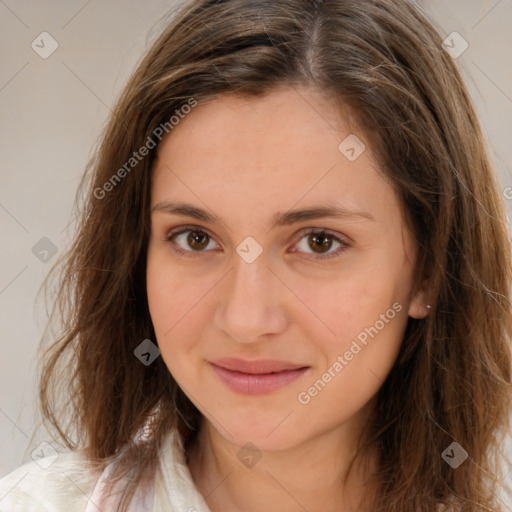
[2,428,512,511]
[0,429,211,512]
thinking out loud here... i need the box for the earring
[426,304,432,310]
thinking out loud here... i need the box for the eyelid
[295,227,351,245]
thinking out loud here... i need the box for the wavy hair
[36,0,512,510]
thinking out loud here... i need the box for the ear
[408,280,432,319]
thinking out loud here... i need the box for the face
[146,87,428,451]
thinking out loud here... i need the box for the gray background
[1,0,511,496]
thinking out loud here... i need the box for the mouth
[209,358,310,395]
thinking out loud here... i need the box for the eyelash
[165,224,349,261]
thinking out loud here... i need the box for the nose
[213,250,288,344]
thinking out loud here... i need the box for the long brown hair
[36,0,512,510]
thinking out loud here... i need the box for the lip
[209,358,309,395]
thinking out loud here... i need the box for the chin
[204,407,309,452]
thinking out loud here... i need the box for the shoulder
[0,449,100,512]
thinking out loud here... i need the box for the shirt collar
[155,428,212,511]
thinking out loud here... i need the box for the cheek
[147,249,200,332]
[146,276,196,386]
[297,287,408,424]
[146,251,215,375]
[146,252,184,351]
[296,259,410,406]
[294,260,408,345]
[294,260,410,390]
[146,253,173,335]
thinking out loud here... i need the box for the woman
[1,0,511,510]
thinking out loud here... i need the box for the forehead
[150,87,402,232]
[156,87,359,161]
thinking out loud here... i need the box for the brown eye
[166,226,348,261]
[166,226,219,256]
[292,229,348,261]
[308,232,333,253]
[187,230,210,250]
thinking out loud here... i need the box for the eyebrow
[151,200,375,229]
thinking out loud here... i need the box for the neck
[187,415,378,512]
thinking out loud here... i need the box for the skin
[146,86,430,511]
